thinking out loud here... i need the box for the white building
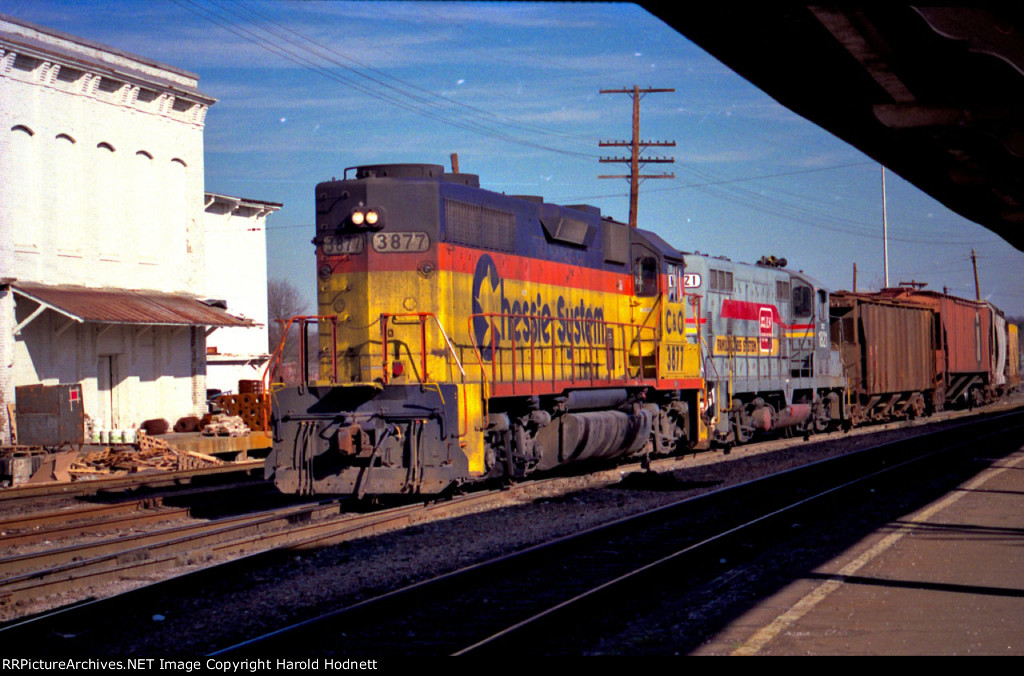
[204,193,281,395]
[0,14,256,443]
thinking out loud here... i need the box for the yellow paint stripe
[731,448,1024,656]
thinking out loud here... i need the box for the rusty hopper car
[829,291,939,424]
[266,163,705,496]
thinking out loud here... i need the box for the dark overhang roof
[650,5,1024,252]
[9,282,255,328]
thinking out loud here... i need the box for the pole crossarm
[598,85,676,228]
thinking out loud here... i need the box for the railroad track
[0,405,1019,655]
[0,480,291,550]
[0,459,265,507]
[209,408,1024,657]
[0,478,552,625]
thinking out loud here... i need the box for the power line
[173,0,599,159]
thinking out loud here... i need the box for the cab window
[634,256,659,297]
[793,285,813,318]
[666,263,683,303]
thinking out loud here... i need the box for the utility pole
[971,249,980,300]
[599,86,675,228]
[881,166,890,288]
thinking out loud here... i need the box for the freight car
[828,290,941,425]
[266,164,706,495]
[837,286,1019,408]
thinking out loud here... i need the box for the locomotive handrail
[379,312,470,439]
[468,312,658,395]
[380,312,466,384]
[261,315,339,432]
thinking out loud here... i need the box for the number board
[322,234,364,256]
[372,232,430,253]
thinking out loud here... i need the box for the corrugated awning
[10,282,255,329]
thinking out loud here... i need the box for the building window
[10,123,39,252]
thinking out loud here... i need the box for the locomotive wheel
[812,405,831,433]
[731,415,753,445]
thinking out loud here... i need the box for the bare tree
[267,278,311,384]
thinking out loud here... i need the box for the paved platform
[695,443,1024,656]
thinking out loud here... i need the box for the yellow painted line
[731,449,1024,656]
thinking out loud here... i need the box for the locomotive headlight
[348,208,383,229]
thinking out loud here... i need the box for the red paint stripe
[719,299,813,330]
[721,299,781,323]
[321,242,633,295]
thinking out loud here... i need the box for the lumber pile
[201,414,250,437]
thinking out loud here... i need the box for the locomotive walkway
[697,429,1024,655]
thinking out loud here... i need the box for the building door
[97,355,120,428]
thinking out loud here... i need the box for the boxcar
[829,291,939,423]
[880,288,994,406]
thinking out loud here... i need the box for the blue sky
[7,1,1023,317]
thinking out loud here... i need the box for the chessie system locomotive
[265,163,1021,496]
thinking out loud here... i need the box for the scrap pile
[212,392,266,432]
[34,431,226,481]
